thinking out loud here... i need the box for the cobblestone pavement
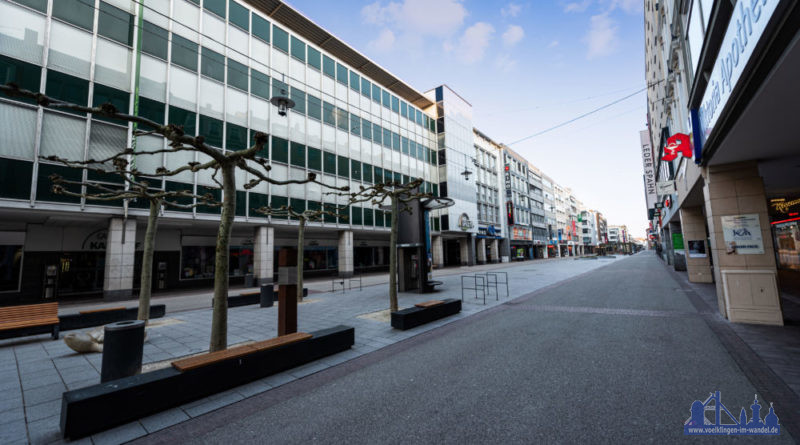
[0,256,620,445]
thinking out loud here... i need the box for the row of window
[23,0,435,134]
[0,157,441,229]
[0,54,439,173]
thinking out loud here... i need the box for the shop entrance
[444,239,461,267]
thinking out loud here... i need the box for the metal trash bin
[260,283,274,307]
[101,320,145,383]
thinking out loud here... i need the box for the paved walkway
[0,256,618,445]
[134,252,799,444]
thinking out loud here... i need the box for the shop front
[476,225,503,264]
[510,226,532,261]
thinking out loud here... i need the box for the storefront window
[774,221,800,270]
[0,245,22,292]
[180,246,253,279]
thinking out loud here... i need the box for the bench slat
[171,332,313,372]
[0,303,59,331]
[79,306,125,315]
[414,300,444,309]
[239,291,260,297]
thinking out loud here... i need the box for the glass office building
[0,0,441,302]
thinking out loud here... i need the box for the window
[307,94,322,120]
[0,158,31,200]
[392,132,400,152]
[172,34,198,72]
[0,243,22,292]
[286,87,304,114]
[375,209,384,227]
[252,14,270,42]
[271,136,288,163]
[322,101,336,126]
[272,78,287,98]
[372,123,382,145]
[323,151,336,175]
[98,2,133,46]
[168,106,196,135]
[391,95,399,113]
[360,78,371,97]
[374,167,383,184]
[401,136,409,155]
[290,142,305,167]
[351,206,362,225]
[270,195,288,219]
[142,22,168,60]
[336,63,347,85]
[180,246,253,279]
[400,101,407,118]
[290,36,305,62]
[229,1,249,31]
[307,46,321,70]
[273,26,289,52]
[336,107,348,131]
[361,119,372,141]
[382,90,390,109]
[137,97,165,127]
[0,55,41,105]
[251,70,270,99]
[92,84,129,124]
[227,59,248,91]
[14,0,46,12]
[350,160,361,181]
[362,163,373,183]
[201,47,225,81]
[307,147,321,171]
[371,84,381,103]
[382,128,391,148]
[322,55,335,78]
[52,0,94,31]
[337,155,349,178]
[364,208,374,226]
[204,0,226,18]
[46,70,88,111]
[349,71,359,91]
[350,114,360,136]
[199,115,223,147]
[226,122,247,150]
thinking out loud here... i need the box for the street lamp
[269,75,295,116]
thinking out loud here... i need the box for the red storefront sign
[662,133,692,162]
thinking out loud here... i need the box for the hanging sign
[662,133,692,162]
[657,180,676,196]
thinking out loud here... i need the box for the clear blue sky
[286,0,648,237]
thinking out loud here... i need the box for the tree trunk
[389,196,399,312]
[137,199,160,321]
[210,164,235,352]
[297,217,305,302]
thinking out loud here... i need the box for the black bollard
[260,283,274,307]
[100,320,145,383]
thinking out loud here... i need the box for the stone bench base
[390,299,461,330]
[60,325,354,439]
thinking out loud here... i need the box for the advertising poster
[721,214,764,255]
[687,240,707,258]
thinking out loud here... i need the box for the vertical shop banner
[640,130,657,210]
[721,214,764,254]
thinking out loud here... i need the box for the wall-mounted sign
[506,201,514,225]
[662,133,692,161]
[687,240,707,258]
[504,164,512,198]
[698,0,780,147]
[721,214,764,254]
[672,233,684,251]
[657,180,676,196]
[512,226,531,241]
[640,130,657,210]
[771,198,800,214]
[457,213,473,231]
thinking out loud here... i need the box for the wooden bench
[171,332,313,372]
[0,302,60,340]
[78,306,125,315]
[415,300,444,309]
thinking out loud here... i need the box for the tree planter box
[390,299,461,330]
[60,325,354,439]
[58,305,166,332]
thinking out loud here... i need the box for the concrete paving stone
[0,407,25,426]
[0,394,23,412]
[26,414,61,445]
[24,399,61,423]
[23,382,66,406]
[0,377,21,392]
[21,372,62,391]
[261,372,297,388]
[183,390,244,418]
[66,377,99,391]
[139,408,191,434]
[91,421,148,445]
[235,380,273,399]
[52,356,91,370]
[57,367,98,384]
[17,359,55,373]
[0,417,28,444]
[287,361,330,379]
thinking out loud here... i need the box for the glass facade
[0,0,439,229]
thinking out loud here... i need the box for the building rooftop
[247,0,434,110]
